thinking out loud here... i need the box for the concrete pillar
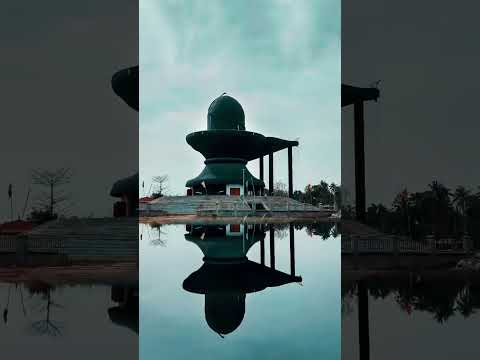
[354,101,366,223]
[259,156,264,181]
[259,156,264,196]
[288,146,293,198]
[289,224,295,276]
[260,237,265,265]
[358,280,370,360]
[268,152,274,196]
[269,227,275,269]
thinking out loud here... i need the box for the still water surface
[0,282,137,358]
[140,223,340,360]
[342,277,480,359]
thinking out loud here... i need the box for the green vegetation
[343,180,480,245]
[274,180,341,208]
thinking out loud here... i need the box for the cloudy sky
[342,0,480,206]
[0,0,137,222]
[140,0,340,196]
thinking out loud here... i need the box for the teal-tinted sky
[140,0,340,195]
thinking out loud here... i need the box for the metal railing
[341,235,473,255]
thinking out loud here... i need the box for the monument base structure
[139,195,334,220]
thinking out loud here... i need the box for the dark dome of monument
[205,293,246,336]
[207,94,245,130]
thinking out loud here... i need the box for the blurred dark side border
[0,1,138,357]
[342,1,480,359]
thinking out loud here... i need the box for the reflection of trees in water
[2,283,28,325]
[456,284,476,317]
[267,222,338,240]
[342,279,480,323]
[297,223,337,239]
[26,281,63,336]
[146,223,167,247]
[341,282,356,315]
[270,224,289,239]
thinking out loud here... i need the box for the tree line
[273,180,341,208]
[342,180,480,244]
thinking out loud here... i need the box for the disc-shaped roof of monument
[112,66,138,111]
[186,131,298,161]
[108,306,139,334]
[110,173,139,197]
[342,84,380,107]
[183,260,301,295]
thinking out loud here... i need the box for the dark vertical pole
[260,237,265,265]
[358,280,370,360]
[354,101,366,222]
[288,146,293,198]
[289,224,295,276]
[269,227,275,269]
[259,156,264,181]
[259,156,264,196]
[268,152,274,196]
[50,183,54,217]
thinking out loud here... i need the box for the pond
[140,222,340,360]
[0,282,138,359]
[342,276,480,359]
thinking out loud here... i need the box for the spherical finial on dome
[207,94,245,130]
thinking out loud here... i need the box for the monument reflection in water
[141,222,340,359]
[183,223,301,337]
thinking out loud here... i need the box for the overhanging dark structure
[109,65,139,216]
[342,84,380,222]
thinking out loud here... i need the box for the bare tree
[30,290,63,336]
[27,283,63,337]
[31,167,72,217]
[149,223,167,247]
[151,175,168,198]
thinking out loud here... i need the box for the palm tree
[453,186,471,235]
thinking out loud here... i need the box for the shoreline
[139,214,338,225]
[0,261,138,285]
